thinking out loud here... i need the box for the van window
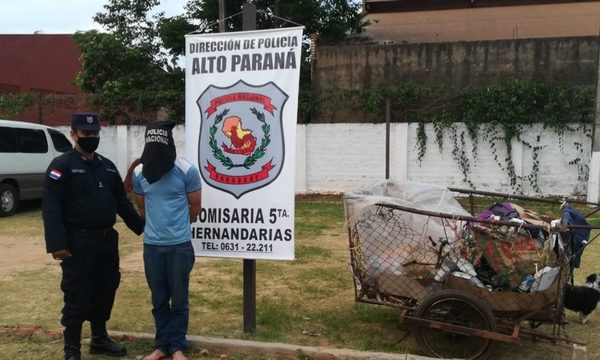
[49,129,72,153]
[14,128,48,153]
[0,126,18,152]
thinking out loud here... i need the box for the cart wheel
[413,289,497,360]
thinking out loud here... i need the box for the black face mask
[77,136,99,153]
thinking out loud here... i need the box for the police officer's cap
[72,113,100,131]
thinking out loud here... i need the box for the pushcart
[344,181,600,360]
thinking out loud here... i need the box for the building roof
[363,1,600,43]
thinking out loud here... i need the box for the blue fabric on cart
[561,205,590,268]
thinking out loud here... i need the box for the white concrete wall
[405,123,591,196]
[57,122,592,197]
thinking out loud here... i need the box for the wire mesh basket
[344,181,575,323]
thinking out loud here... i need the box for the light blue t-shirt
[132,158,201,245]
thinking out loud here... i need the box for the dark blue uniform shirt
[43,149,144,253]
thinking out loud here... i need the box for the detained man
[132,121,202,360]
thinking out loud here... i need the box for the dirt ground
[0,235,149,276]
[0,235,55,276]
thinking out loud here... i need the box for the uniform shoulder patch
[49,169,62,180]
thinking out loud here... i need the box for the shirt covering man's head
[141,121,176,184]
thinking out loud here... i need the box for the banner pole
[218,0,226,33]
[242,2,257,334]
[385,98,390,180]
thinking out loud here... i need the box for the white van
[0,119,72,216]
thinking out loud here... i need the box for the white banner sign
[185,27,303,260]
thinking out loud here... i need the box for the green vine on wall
[0,92,78,121]
[521,135,543,194]
[302,80,594,193]
[0,93,35,118]
[416,122,427,162]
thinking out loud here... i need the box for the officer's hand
[52,250,72,261]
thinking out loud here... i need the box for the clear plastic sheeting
[344,181,471,301]
[344,180,572,322]
[344,180,471,221]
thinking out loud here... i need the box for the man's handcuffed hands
[51,250,72,261]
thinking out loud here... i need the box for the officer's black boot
[63,324,82,360]
[90,322,127,357]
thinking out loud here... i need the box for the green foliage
[73,0,188,124]
[158,15,196,57]
[74,0,366,124]
[0,93,35,118]
[73,29,180,124]
[95,0,161,45]
[416,123,427,162]
[307,80,594,192]
[186,0,365,37]
[72,0,189,124]
[0,93,80,121]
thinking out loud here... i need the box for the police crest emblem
[197,80,288,198]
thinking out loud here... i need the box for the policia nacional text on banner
[185,27,303,260]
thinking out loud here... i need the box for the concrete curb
[0,325,435,360]
[110,330,436,360]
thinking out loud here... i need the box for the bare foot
[171,350,188,360]
[143,348,168,360]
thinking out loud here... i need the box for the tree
[73,0,180,123]
[74,0,366,124]
[0,93,36,119]
[185,0,364,40]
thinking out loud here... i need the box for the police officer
[43,113,144,360]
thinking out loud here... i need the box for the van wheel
[0,184,18,217]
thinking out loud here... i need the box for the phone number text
[199,242,273,253]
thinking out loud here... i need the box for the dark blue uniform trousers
[60,228,120,328]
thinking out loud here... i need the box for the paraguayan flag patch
[49,169,62,180]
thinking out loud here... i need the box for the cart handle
[375,202,600,230]
[448,187,600,208]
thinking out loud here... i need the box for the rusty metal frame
[375,202,600,231]
[401,313,587,347]
[496,320,587,346]
[347,190,597,351]
[402,314,520,344]
[448,187,600,208]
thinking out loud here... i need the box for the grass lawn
[1,194,600,359]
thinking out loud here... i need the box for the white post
[116,125,128,177]
[390,122,409,182]
[587,37,600,203]
[588,153,600,202]
[295,124,307,192]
